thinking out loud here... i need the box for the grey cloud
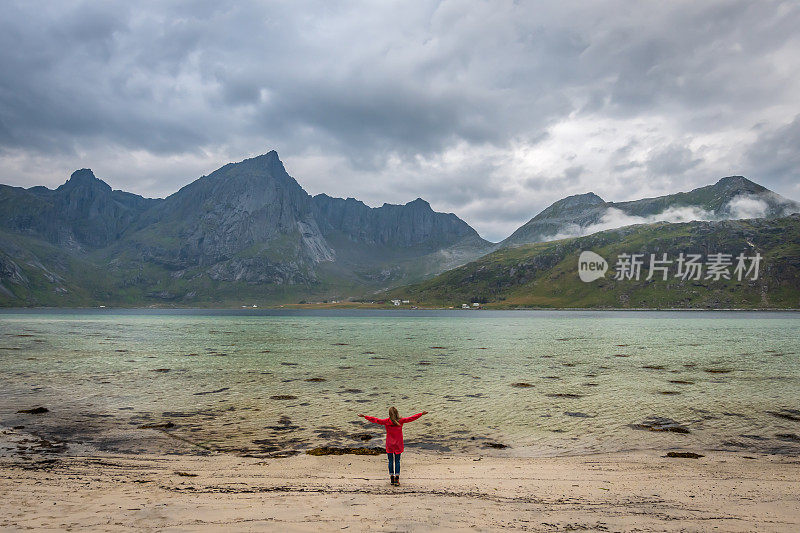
[0,0,799,241]
[524,165,585,192]
[646,144,702,177]
[744,115,800,193]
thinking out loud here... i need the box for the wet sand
[1,428,798,532]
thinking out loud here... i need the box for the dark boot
[390,475,396,485]
[394,475,400,486]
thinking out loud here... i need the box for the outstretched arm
[358,413,389,425]
[399,411,428,424]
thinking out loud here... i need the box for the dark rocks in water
[721,440,748,448]
[306,446,382,456]
[704,368,732,374]
[666,452,704,458]
[564,411,594,418]
[510,382,533,388]
[280,362,298,366]
[17,406,48,414]
[542,376,562,380]
[417,361,432,365]
[13,425,24,429]
[546,393,583,399]
[161,411,198,418]
[175,471,198,477]
[630,416,690,434]
[740,434,768,441]
[340,388,363,394]
[669,380,694,385]
[252,438,280,451]
[613,354,630,357]
[642,365,666,370]
[304,377,326,382]
[138,421,175,429]
[332,343,349,346]
[484,442,508,449]
[270,395,298,400]
[776,433,800,442]
[338,366,353,370]
[767,409,800,421]
[270,450,301,458]
[352,433,373,441]
[429,346,447,349]
[193,387,230,396]
[660,391,681,395]
[722,411,747,418]
[184,353,199,357]
[267,424,300,432]
[151,368,171,372]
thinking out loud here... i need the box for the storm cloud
[1,1,799,241]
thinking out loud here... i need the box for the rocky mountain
[311,193,491,283]
[388,214,800,309]
[0,151,492,306]
[501,176,800,248]
[0,169,159,250]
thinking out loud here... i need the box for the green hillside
[387,215,800,309]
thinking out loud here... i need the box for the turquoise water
[1,310,799,457]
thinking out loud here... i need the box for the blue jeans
[387,452,401,475]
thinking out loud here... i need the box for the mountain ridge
[501,176,799,247]
[0,151,494,305]
[1,151,799,307]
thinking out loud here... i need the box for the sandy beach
[1,427,799,532]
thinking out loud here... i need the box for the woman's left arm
[399,411,427,423]
[359,414,389,425]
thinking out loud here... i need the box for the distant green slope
[387,215,800,309]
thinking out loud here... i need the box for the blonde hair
[388,406,400,426]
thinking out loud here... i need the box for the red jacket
[364,413,423,453]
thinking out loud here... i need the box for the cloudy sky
[1,1,799,241]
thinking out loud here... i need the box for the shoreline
[2,438,798,531]
[2,306,799,312]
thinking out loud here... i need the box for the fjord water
[1,310,799,457]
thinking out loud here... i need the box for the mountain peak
[58,169,111,192]
[204,150,292,187]
[536,192,605,216]
[407,197,431,208]
[713,175,766,193]
[239,149,283,168]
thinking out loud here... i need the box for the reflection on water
[1,310,799,457]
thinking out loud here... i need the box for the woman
[358,407,428,485]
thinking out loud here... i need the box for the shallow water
[1,309,799,457]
